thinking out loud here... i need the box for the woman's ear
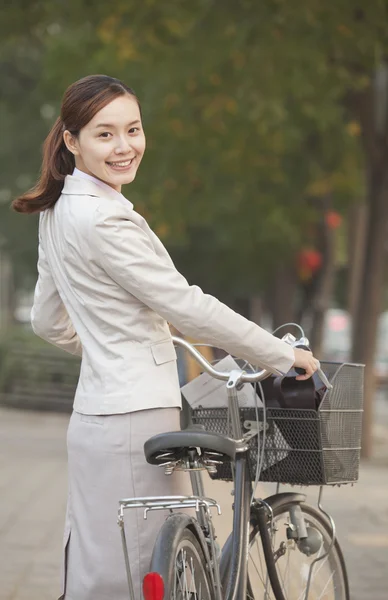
[63,130,79,156]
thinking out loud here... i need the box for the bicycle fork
[224,455,251,600]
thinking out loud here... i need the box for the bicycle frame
[118,334,336,599]
[118,363,256,600]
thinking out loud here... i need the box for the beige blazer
[31,175,294,415]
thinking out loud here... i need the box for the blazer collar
[62,175,134,209]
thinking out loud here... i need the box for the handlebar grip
[294,344,311,375]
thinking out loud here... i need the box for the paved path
[0,406,387,600]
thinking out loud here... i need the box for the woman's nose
[115,137,131,154]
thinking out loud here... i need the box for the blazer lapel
[61,175,175,267]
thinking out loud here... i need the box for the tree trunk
[249,295,263,325]
[351,176,388,458]
[269,262,298,330]
[351,81,388,459]
[234,297,251,319]
[309,214,336,356]
[347,203,368,322]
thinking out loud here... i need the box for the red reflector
[143,572,164,600]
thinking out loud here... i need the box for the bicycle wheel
[248,501,349,600]
[149,514,214,599]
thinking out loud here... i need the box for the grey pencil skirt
[59,407,192,600]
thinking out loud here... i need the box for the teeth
[108,160,132,167]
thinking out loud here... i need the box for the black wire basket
[191,362,364,486]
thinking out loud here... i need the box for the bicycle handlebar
[172,330,333,390]
[172,336,271,383]
[171,336,273,384]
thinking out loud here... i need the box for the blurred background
[0,2,388,599]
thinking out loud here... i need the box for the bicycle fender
[260,492,306,513]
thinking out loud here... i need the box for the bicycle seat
[144,428,237,465]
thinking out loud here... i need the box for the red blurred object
[143,572,165,600]
[298,249,322,272]
[325,211,342,229]
[297,248,323,281]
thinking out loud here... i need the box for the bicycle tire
[251,499,349,600]
[149,513,214,599]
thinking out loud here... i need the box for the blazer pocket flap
[151,340,177,365]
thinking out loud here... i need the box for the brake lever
[282,334,333,390]
[316,367,333,390]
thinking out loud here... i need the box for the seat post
[189,470,208,529]
[190,470,205,498]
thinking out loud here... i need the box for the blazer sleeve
[31,237,82,357]
[91,207,294,375]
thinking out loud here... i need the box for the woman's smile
[106,158,135,172]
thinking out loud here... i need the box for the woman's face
[64,94,146,192]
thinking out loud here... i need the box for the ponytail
[12,117,75,214]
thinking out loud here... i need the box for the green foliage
[0,1,386,294]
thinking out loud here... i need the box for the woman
[12,74,319,600]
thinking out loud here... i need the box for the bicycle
[117,326,364,600]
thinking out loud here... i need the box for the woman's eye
[99,132,111,138]
[129,127,140,134]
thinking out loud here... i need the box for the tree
[0,1,361,291]
[350,74,388,457]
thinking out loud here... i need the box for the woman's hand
[293,348,320,381]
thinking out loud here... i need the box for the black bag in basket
[257,371,328,485]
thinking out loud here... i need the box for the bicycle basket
[190,362,364,486]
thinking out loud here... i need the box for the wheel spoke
[248,504,346,600]
[277,562,289,598]
[296,553,331,600]
[171,535,212,599]
[249,551,268,589]
[285,543,291,594]
[255,535,266,583]
[317,571,335,600]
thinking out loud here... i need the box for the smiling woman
[9,74,316,600]
[12,75,144,212]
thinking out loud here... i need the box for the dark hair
[12,75,140,214]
